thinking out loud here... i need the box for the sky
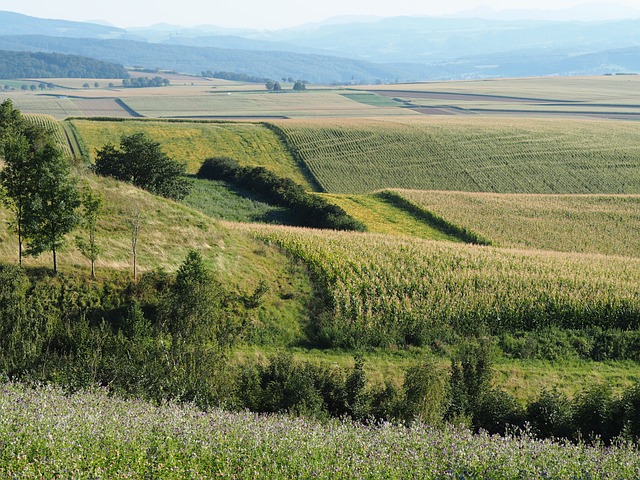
[0,0,639,29]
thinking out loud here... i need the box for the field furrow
[272,116,640,194]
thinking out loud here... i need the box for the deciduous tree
[95,133,191,200]
[75,185,103,279]
[23,142,81,273]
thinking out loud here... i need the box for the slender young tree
[76,185,103,279]
[24,142,81,273]
[127,208,142,281]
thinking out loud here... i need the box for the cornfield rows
[22,113,74,159]
[392,190,640,258]
[272,117,640,194]
[251,225,640,347]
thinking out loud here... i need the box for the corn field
[250,225,640,348]
[22,113,74,159]
[390,190,640,258]
[271,117,640,194]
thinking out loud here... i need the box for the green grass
[340,92,405,107]
[321,192,461,240]
[0,167,313,346]
[183,177,294,224]
[393,189,640,257]
[272,116,640,194]
[67,119,313,187]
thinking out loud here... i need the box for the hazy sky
[1,0,639,29]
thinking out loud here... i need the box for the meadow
[67,118,314,187]
[271,116,640,194]
[391,190,640,257]
[4,381,640,479]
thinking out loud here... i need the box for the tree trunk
[52,247,57,274]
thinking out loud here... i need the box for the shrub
[526,388,573,440]
[473,389,525,435]
[197,156,365,231]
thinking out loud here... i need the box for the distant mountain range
[0,8,639,83]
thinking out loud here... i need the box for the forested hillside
[0,50,128,79]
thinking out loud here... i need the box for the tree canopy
[0,99,81,272]
[94,132,191,200]
[0,51,128,79]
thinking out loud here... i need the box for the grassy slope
[67,119,314,188]
[272,116,640,194]
[183,177,294,225]
[320,192,461,240]
[393,189,640,258]
[0,168,312,346]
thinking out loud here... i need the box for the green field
[4,76,640,457]
[392,190,640,257]
[249,224,640,348]
[320,192,461,240]
[272,116,640,194]
[67,118,314,187]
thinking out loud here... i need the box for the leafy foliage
[22,142,81,272]
[1,100,81,272]
[198,156,364,231]
[94,132,191,200]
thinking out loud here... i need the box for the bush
[526,388,573,440]
[446,338,493,422]
[197,157,365,231]
[570,384,624,444]
[401,356,448,424]
[473,389,525,435]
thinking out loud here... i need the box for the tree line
[0,50,128,79]
[121,76,170,88]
